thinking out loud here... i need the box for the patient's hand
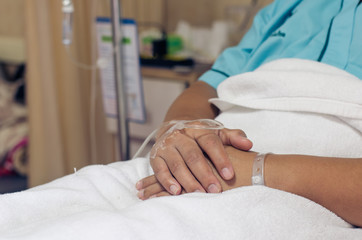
[148,121,253,196]
[136,146,257,200]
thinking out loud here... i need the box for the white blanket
[211,58,362,158]
[0,59,361,239]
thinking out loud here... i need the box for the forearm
[164,81,219,122]
[220,148,362,227]
[265,154,362,227]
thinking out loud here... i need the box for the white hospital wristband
[251,153,269,186]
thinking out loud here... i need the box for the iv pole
[110,0,130,161]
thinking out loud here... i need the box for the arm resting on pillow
[138,147,362,228]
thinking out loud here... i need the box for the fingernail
[137,189,144,199]
[149,194,157,199]
[208,184,220,193]
[135,181,143,190]
[240,133,248,138]
[194,189,202,193]
[170,184,179,195]
[241,137,252,143]
[240,136,249,142]
[222,168,233,180]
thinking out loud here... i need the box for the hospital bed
[0,59,361,239]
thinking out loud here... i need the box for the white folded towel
[211,58,362,157]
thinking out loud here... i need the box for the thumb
[220,128,253,151]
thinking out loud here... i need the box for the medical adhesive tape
[132,119,224,160]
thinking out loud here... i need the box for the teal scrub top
[200,0,362,89]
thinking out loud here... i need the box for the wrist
[221,147,256,188]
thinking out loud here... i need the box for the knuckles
[150,161,168,175]
[184,151,203,165]
[168,160,184,173]
[196,134,220,147]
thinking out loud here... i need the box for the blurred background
[0,0,272,193]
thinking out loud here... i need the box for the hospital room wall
[0,0,272,37]
[118,0,272,33]
[0,0,26,63]
[0,0,24,38]
[24,0,272,187]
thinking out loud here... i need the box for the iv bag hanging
[62,0,74,46]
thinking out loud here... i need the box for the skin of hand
[147,81,253,196]
[149,129,253,195]
[138,146,362,227]
[137,147,255,200]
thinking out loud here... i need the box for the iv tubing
[132,128,158,160]
[132,119,225,160]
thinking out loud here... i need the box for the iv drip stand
[110,0,130,160]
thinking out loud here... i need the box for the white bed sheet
[0,59,361,240]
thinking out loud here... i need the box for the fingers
[136,175,185,200]
[137,182,167,200]
[219,128,253,151]
[194,128,252,183]
[136,175,158,190]
[196,132,234,181]
[138,185,172,200]
[150,155,182,195]
[175,139,221,193]
[152,145,207,194]
[136,175,164,200]
[149,123,252,196]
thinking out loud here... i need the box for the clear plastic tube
[62,0,74,46]
[132,119,225,160]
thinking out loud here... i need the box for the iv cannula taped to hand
[132,119,225,159]
[62,0,74,46]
